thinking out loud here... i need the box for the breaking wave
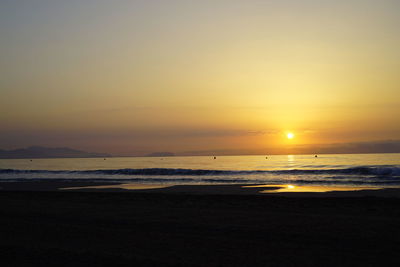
[1,166,399,176]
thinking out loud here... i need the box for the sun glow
[287,132,295,139]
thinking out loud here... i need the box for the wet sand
[2,181,399,197]
[1,181,400,266]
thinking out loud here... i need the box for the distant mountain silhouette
[0,146,111,159]
[146,152,175,157]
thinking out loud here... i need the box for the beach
[2,182,400,266]
[3,1,400,266]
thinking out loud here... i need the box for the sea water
[0,153,399,187]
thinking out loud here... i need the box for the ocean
[0,153,399,187]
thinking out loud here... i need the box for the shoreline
[1,180,400,197]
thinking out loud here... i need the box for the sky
[1,0,399,155]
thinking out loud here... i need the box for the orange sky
[1,0,399,155]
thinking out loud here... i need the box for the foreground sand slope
[1,190,400,267]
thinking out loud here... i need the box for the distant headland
[0,146,111,159]
[145,152,175,157]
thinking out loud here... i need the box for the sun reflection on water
[243,184,382,193]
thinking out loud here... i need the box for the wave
[1,166,399,176]
[0,177,399,186]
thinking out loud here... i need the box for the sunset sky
[1,0,399,155]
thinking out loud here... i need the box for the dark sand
[1,181,400,266]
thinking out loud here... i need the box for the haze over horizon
[1,0,399,156]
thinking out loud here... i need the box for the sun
[287,132,295,139]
